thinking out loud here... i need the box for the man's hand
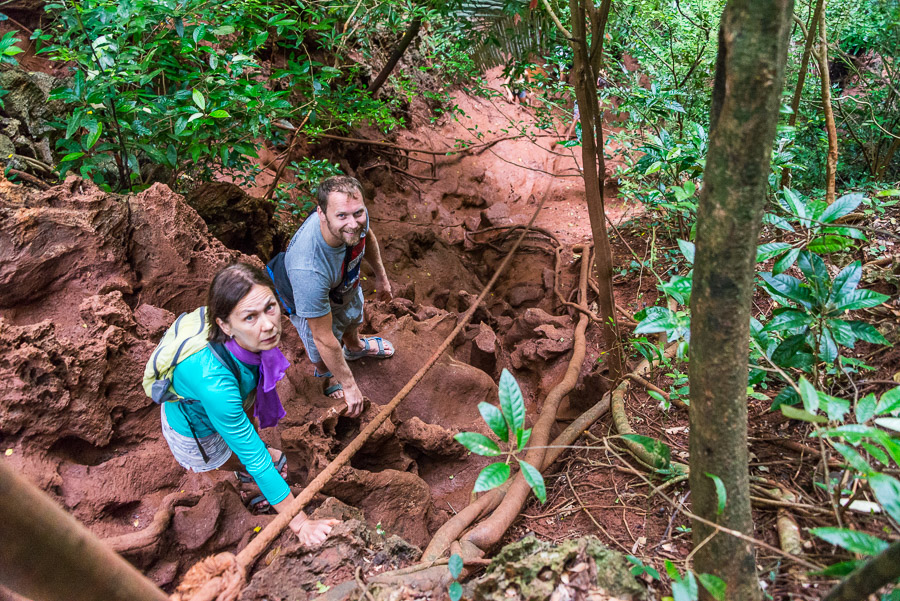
[374,274,393,302]
[289,513,340,548]
[343,384,364,417]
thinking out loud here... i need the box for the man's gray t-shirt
[284,212,367,319]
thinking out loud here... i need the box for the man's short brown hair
[317,176,364,212]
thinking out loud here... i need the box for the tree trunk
[823,540,900,601]
[780,0,825,189]
[368,16,422,96]
[568,0,624,383]
[815,3,838,203]
[687,1,794,600]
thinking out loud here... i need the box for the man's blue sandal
[343,337,395,361]
[314,369,343,397]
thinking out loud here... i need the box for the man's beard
[325,216,362,245]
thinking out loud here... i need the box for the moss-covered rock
[473,535,647,601]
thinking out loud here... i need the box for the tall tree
[566,0,625,383]
[687,1,794,600]
[815,2,838,203]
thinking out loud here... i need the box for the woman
[160,263,337,546]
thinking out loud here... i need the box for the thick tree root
[102,491,202,555]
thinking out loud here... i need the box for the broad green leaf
[808,235,854,254]
[856,393,877,423]
[831,442,872,475]
[756,242,791,263]
[449,581,462,601]
[518,459,546,503]
[819,193,864,223]
[822,225,867,240]
[174,17,184,38]
[821,393,850,422]
[830,289,890,314]
[210,109,230,118]
[498,369,525,434]
[211,25,235,36]
[622,434,671,469]
[192,88,206,111]
[817,328,838,365]
[60,151,85,162]
[876,388,900,415]
[85,121,102,149]
[781,405,827,423]
[478,402,508,442]
[831,261,862,301]
[762,309,811,332]
[780,188,807,220]
[868,473,900,524]
[677,239,695,264]
[658,275,692,305]
[798,252,830,299]
[799,377,820,414]
[187,112,204,123]
[516,427,531,452]
[861,442,889,466]
[697,574,726,601]
[874,417,900,433]
[664,560,680,581]
[704,472,727,515]
[773,248,801,275]
[811,527,888,555]
[672,571,698,601]
[760,273,813,309]
[448,554,463,579]
[848,321,889,345]
[453,432,501,456]
[812,560,864,578]
[763,212,795,233]
[635,309,678,335]
[827,319,857,348]
[473,462,510,493]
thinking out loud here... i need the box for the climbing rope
[171,189,552,601]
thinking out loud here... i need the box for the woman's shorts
[161,404,232,473]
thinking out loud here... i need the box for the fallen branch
[5,168,51,190]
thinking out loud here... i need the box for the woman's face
[216,284,282,352]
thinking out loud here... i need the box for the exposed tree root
[103,491,202,555]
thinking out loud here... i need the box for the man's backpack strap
[266,252,296,315]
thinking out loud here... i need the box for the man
[285,176,394,418]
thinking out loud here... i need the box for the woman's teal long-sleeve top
[163,346,291,505]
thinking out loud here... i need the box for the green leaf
[821,393,850,421]
[762,309,812,332]
[808,235,854,254]
[85,121,102,149]
[760,273,813,309]
[812,560,864,578]
[664,560,680,581]
[677,239,695,264]
[635,309,678,335]
[798,251,831,298]
[672,571,699,601]
[192,89,206,111]
[830,289,890,314]
[861,442,889,466]
[781,405,827,423]
[856,393,877,423]
[831,442,872,475]
[187,112,204,123]
[174,17,184,38]
[773,248,801,275]
[868,473,900,524]
[60,151,85,162]
[874,418,900,433]
[518,459,546,503]
[621,434,671,469]
[819,193,864,223]
[449,581,462,601]
[498,369,525,434]
[453,432,501,456]
[210,109,230,118]
[780,188,807,220]
[478,402,508,442]
[799,377,820,414]
[473,462,510,493]
[811,527,888,555]
[448,553,463,579]
[704,472,727,515]
[832,261,862,301]
[211,25,235,36]
[697,574,726,601]
[516,427,532,452]
[756,242,791,263]
[876,388,900,415]
[848,321,889,345]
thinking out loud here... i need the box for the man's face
[320,189,367,247]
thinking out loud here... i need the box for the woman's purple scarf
[224,339,289,428]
